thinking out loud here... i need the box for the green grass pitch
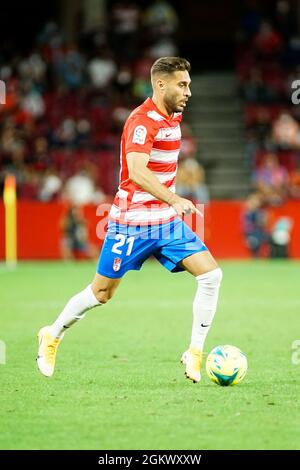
[0,260,299,450]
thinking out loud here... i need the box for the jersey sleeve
[124,115,159,155]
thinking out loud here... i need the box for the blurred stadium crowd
[238,0,300,257]
[0,0,300,213]
[237,1,300,207]
[0,0,190,206]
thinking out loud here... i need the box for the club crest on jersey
[132,125,147,144]
[113,257,122,272]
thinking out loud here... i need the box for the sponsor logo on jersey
[132,125,147,144]
[113,257,122,272]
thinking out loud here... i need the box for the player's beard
[164,93,186,113]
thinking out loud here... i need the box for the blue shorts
[97,217,208,278]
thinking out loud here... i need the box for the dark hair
[151,57,191,76]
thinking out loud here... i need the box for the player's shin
[190,268,223,351]
[48,284,101,339]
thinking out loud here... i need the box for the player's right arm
[127,152,199,216]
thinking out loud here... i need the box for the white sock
[48,285,101,339]
[190,268,223,351]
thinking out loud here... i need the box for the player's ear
[156,78,165,92]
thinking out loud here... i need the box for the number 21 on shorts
[112,234,135,256]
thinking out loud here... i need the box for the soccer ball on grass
[206,345,248,386]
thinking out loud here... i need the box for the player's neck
[151,96,173,119]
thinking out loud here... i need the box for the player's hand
[167,194,202,216]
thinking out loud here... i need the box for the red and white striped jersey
[109,97,182,225]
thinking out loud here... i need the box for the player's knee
[94,288,114,304]
[209,267,223,286]
[198,267,223,288]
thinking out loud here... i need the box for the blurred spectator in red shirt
[252,21,283,57]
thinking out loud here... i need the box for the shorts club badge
[113,257,122,272]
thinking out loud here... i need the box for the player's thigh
[91,273,122,302]
[180,250,219,277]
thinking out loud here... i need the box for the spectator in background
[21,87,45,119]
[111,104,132,132]
[270,216,293,258]
[28,137,50,169]
[39,168,62,202]
[114,64,134,103]
[143,0,179,39]
[245,106,272,146]
[253,152,289,205]
[180,122,197,159]
[64,167,105,206]
[18,167,41,200]
[252,21,283,58]
[176,158,209,204]
[272,112,300,150]
[132,52,153,100]
[148,36,178,59]
[55,46,86,90]
[61,205,98,260]
[110,1,141,62]
[176,122,209,204]
[53,117,78,148]
[1,141,26,187]
[143,1,179,59]
[87,47,117,90]
[241,67,278,103]
[76,119,91,147]
[37,21,63,53]
[275,0,292,41]
[242,193,270,257]
[17,52,47,98]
